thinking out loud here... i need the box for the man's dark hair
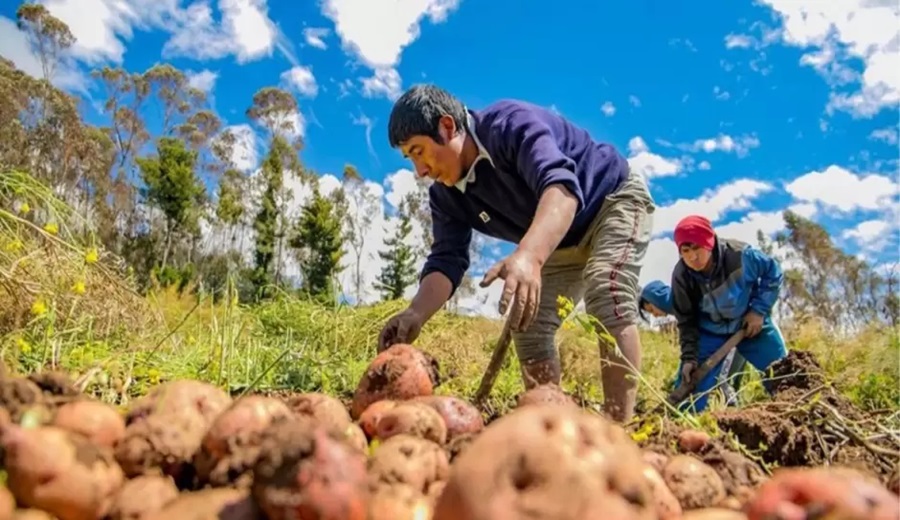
[388,84,467,148]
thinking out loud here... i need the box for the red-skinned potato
[677,429,711,454]
[251,418,370,520]
[663,455,726,511]
[143,488,261,520]
[124,380,231,424]
[413,395,484,441]
[2,424,124,520]
[108,475,179,520]
[374,402,447,445]
[350,344,440,419]
[358,400,396,438]
[433,404,656,520]
[745,467,899,520]
[53,399,126,449]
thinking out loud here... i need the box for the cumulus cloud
[784,165,897,213]
[601,101,616,116]
[187,69,219,93]
[280,65,318,98]
[303,27,330,49]
[0,16,88,93]
[626,137,682,179]
[653,179,774,237]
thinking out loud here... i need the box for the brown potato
[285,392,353,430]
[367,484,432,520]
[515,383,577,409]
[125,380,232,425]
[677,429,711,454]
[642,451,669,474]
[433,404,656,520]
[3,424,124,520]
[642,465,682,520]
[663,455,727,511]
[350,344,441,419]
[53,399,126,449]
[143,488,261,520]
[0,486,14,520]
[358,400,397,438]
[11,511,56,520]
[682,509,748,519]
[369,434,450,494]
[374,402,447,445]
[108,475,179,520]
[413,395,484,441]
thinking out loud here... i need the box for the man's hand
[743,310,764,338]
[681,361,698,385]
[480,249,542,332]
[378,308,425,352]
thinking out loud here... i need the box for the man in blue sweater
[377,84,656,423]
[668,215,789,412]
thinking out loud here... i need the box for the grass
[2,169,898,424]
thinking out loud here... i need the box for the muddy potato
[350,344,441,419]
[745,467,899,520]
[358,400,396,438]
[2,424,124,520]
[108,475,179,520]
[369,434,450,494]
[642,451,669,474]
[433,404,656,520]
[251,419,369,520]
[367,484,432,520]
[286,392,353,430]
[374,401,448,445]
[682,509,748,520]
[515,383,577,409]
[124,380,232,424]
[52,399,126,449]
[445,432,477,463]
[0,377,45,423]
[663,455,726,511]
[144,488,261,520]
[677,430,711,454]
[642,465,682,520]
[413,395,484,441]
[194,395,293,486]
[700,448,767,501]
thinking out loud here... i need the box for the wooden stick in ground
[473,312,515,409]
[667,328,746,406]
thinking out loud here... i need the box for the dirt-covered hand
[480,249,542,332]
[378,308,424,352]
[743,310,764,338]
[681,361,697,384]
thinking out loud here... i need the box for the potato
[350,344,441,419]
[515,383,577,409]
[677,429,711,454]
[445,432,477,463]
[11,511,56,520]
[663,455,726,511]
[374,402,447,445]
[0,376,45,423]
[413,395,484,441]
[745,467,899,520]
[369,434,450,494]
[143,488,261,520]
[251,418,369,520]
[286,392,353,430]
[53,399,126,449]
[682,509,748,519]
[343,422,369,453]
[125,380,231,425]
[2,424,124,520]
[642,451,669,474]
[0,486,13,520]
[433,404,656,520]
[367,484,432,520]
[108,475,179,520]
[358,400,396,438]
[641,465,682,520]
[193,395,293,487]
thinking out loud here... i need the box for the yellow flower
[72,280,86,295]
[43,222,58,235]
[15,337,32,354]
[4,239,23,252]
[31,299,47,316]
[18,202,30,214]
[85,248,99,264]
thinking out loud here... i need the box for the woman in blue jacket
[662,214,788,412]
[639,280,748,408]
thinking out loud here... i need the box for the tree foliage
[377,200,420,301]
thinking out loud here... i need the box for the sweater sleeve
[419,194,472,295]
[671,264,701,364]
[742,246,784,317]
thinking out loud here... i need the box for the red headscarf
[674,215,715,251]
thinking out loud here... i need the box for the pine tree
[292,185,345,305]
[377,201,419,301]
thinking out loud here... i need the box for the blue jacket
[640,280,674,315]
[671,236,783,363]
[420,100,630,294]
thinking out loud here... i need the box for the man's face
[680,243,713,272]
[642,301,668,318]
[399,115,464,186]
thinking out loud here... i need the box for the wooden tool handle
[472,313,515,407]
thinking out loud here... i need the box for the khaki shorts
[513,167,656,363]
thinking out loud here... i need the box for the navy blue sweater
[421,99,629,293]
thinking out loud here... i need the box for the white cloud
[685,134,761,157]
[725,33,755,49]
[0,16,87,93]
[187,69,219,92]
[698,160,711,170]
[223,124,259,171]
[713,86,731,101]
[869,127,899,145]
[787,202,818,219]
[842,219,894,253]
[784,165,897,213]
[757,0,900,118]
[360,67,403,101]
[626,136,682,179]
[628,95,641,107]
[303,27,330,49]
[281,65,318,97]
[652,179,774,237]
[601,101,616,116]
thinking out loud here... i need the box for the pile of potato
[1,343,897,520]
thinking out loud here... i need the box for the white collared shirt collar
[455,110,494,193]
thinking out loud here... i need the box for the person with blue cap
[639,279,748,407]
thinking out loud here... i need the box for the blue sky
[2,0,898,314]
